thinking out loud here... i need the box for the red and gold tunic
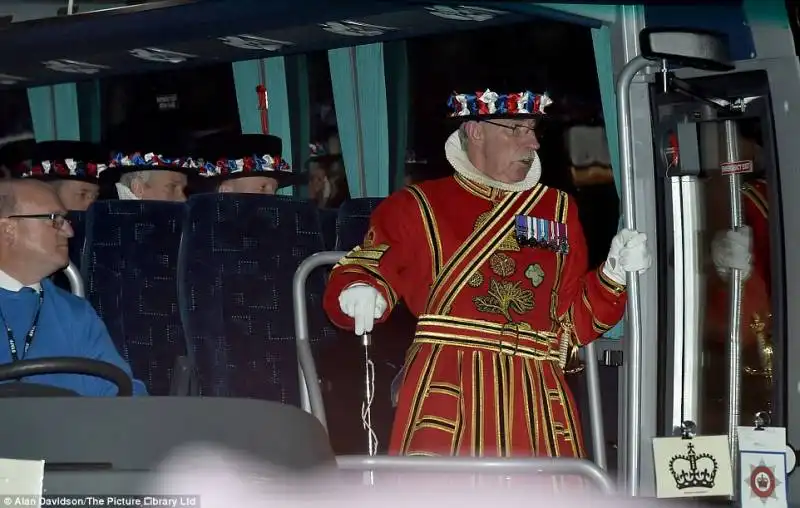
[323,173,627,458]
[742,178,769,291]
[706,178,771,349]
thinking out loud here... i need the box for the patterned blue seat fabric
[318,208,338,251]
[335,198,384,251]
[82,200,189,395]
[178,194,335,405]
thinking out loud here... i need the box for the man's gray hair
[119,170,151,188]
[458,123,469,150]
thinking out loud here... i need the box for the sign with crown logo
[738,422,788,508]
[653,435,734,497]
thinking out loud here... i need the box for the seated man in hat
[195,133,302,194]
[17,141,106,211]
[102,136,198,202]
[0,178,146,396]
[324,89,652,458]
[111,165,191,202]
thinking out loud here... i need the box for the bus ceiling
[0,1,540,89]
[0,1,751,91]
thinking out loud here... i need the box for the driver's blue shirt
[0,274,147,396]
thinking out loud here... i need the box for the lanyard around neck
[1,288,44,362]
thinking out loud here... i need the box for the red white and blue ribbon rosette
[109,152,291,177]
[447,89,553,118]
[22,159,107,179]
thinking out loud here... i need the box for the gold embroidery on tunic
[473,279,534,321]
[525,263,545,287]
[467,272,484,288]
[489,252,516,277]
[474,210,520,251]
[512,321,533,331]
[363,227,376,248]
[337,244,390,268]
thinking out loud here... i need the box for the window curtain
[27,84,81,141]
[592,24,624,340]
[328,43,390,198]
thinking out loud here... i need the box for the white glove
[338,283,388,335]
[711,226,752,280]
[602,228,652,285]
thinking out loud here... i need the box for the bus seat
[318,207,338,250]
[51,210,88,292]
[335,198,384,250]
[178,194,335,404]
[82,200,194,396]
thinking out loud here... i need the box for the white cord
[361,334,378,456]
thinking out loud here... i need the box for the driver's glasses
[6,212,70,230]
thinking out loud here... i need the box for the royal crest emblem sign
[652,435,733,498]
[738,424,788,508]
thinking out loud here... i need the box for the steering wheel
[0,357,133,397]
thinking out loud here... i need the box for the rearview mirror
[640,28,734,72]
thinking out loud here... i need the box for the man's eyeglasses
[5,213,70,229]
[481,120,539,138]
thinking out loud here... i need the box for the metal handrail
[63,261,85,298]
[336,455,616,494]
[292,251,348,431]
[583,341,606,470]
[615,54,653,495]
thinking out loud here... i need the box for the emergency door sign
[721,160,754,175]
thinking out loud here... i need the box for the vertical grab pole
[615,55,652,496]
[584,342,607,470]
[721,120,744,494]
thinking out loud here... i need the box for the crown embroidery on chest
[473,210,520,251]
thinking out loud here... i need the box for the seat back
[318,207,339,251]
[82,200,189,395]
[336,198,383,250]
[0,398,334,473]
[178,194,335,404]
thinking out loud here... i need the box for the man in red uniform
[710,181,769,287]
[707,136,771,425]
[710,122,769,286]
[709,126,771,339]
[323,89,652,458]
